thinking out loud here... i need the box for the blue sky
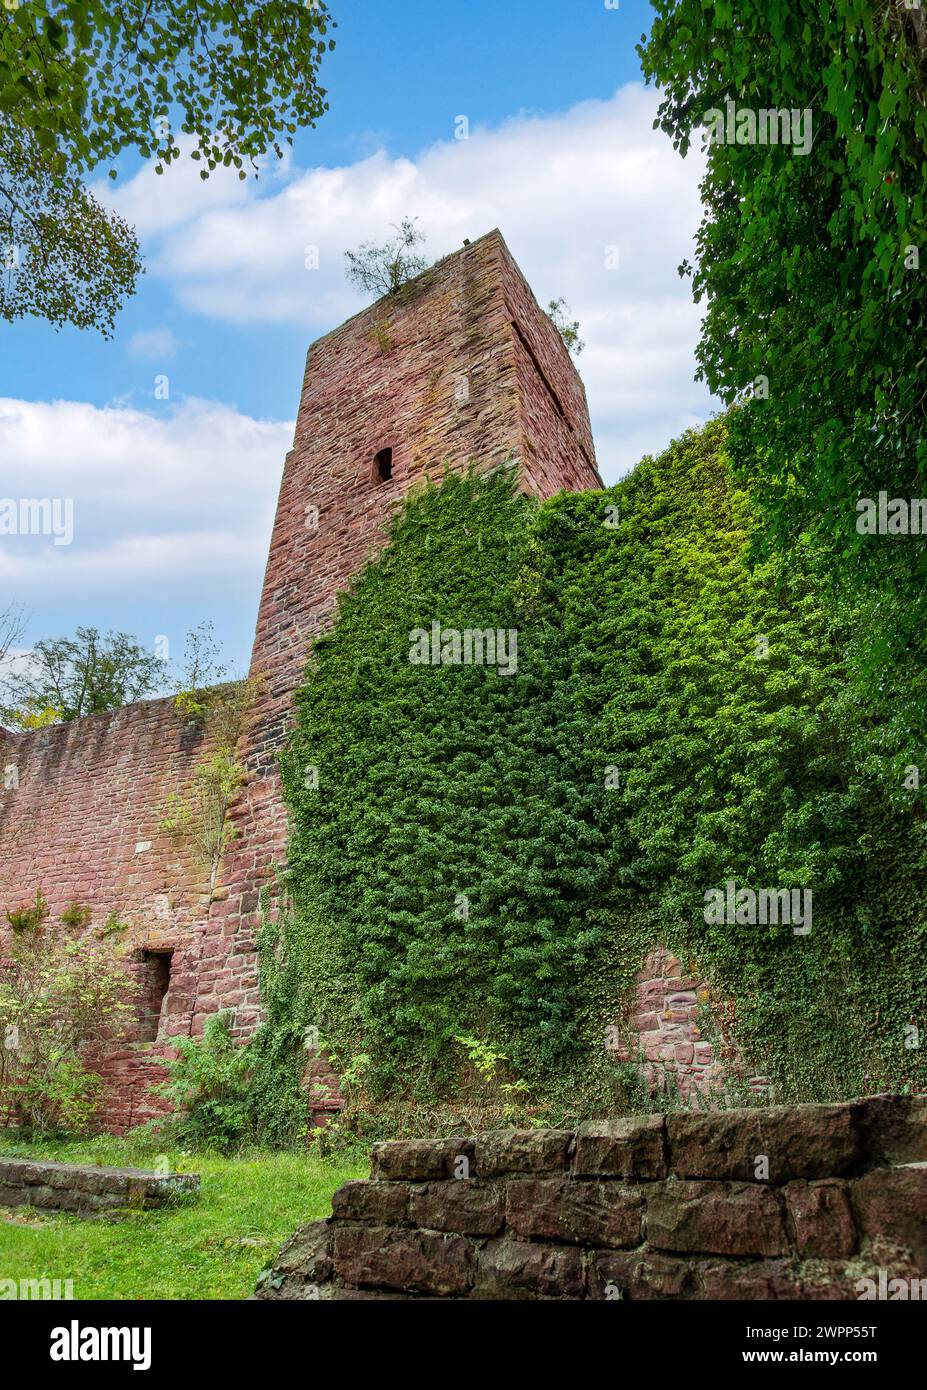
[1,0,713,679]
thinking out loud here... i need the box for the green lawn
[0,1132,364,1300]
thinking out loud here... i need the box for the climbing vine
[247,422,925,1140]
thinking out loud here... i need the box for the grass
[0,1130,365,1300]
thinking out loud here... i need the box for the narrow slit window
[374,447,393,482]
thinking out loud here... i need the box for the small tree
[0,916,136,1133]
[0,626,166,730]
[344,217,430,299]
[547,298,584,356]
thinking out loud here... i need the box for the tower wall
[193,230,601,1046]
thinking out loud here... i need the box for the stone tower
[192,230,602,1057]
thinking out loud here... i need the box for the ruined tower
[0,230,600,1130]
[191,229,601,1052]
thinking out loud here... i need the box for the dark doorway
[137,950,172,1043]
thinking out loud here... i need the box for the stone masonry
[0,700,220,1130]
[254,1095,927,1300]
[0,1156,199,1214]
[611,946,773,1104]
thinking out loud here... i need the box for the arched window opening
[374,447,393,482]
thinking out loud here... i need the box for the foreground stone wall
[0,1157,199,1214]
[255,1095,927,1300]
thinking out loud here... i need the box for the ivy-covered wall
[251,417,926,1142]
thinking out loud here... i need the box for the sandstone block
[667,1103,861,1181]
[572,1114,667,1180]
[475,1238,585,1299]
[408,1181,504,1235]
[646,1180,788,1257]
[785,1180,857,1258]
[505,1178,643,1248]
[331,1224,474,1297]
[475,1129,573,1178]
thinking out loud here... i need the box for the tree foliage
[547,297,584,356]
[0,0,335,330]
[0,116,141,333]
[0,625,165,729]
[638,0,927,747]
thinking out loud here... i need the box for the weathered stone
[408,1181,504,1235]
[853,1166,927,1263]
[273,1221,333,1281]
[475,1238,585,1299]
[593,1250,700,1300]
[331,1180,409,1224]
[369,1137,474,1183]
[854,1094,927,1167]
[698,1258,802,1300]
[572,1114,667,1180]
[331,1224,474,1297]
[252,1220,333,1298]
[505,1178,643,1248]
[667,1103,861,1181]
[785,1180,857,1258]
[475,1129,573,1178]
[646,1180,788,1256]
[0,1158,199,1213]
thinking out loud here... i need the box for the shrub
[0,923,136,1132]
[156,1012,252,1154]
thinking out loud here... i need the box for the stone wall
[0,1156,199,1213]
[254,1095,927,1300]
[0,698,218,1130]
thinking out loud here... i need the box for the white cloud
[127,327,181,361]
[0,396,292,609]
[105,85,717,479]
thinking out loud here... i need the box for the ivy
[250,423,925,1138]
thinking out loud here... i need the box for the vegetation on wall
[344,216,431,300]
[638,0,927,750]
[159,633,262,881]
[238,420,925,1141]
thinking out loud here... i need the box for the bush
[0,917,136,1132]
[156,1012,253,1154]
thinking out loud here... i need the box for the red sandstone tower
[192,229,601,1047]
